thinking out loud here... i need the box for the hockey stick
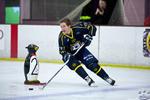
[41,43,85,90]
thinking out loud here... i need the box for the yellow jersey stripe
[61,33,64,46]
[91,25,93,36]
[88,25,93,36]
[62,29,74,39]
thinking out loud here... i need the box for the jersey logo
[70,41,81,51]
[83,54,93,61]
[71,38,76,43]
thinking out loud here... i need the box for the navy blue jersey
[58,22,97,56]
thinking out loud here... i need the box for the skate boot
[105,77,115,86]
[85,76,96,86]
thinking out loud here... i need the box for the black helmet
[26,44,39,53]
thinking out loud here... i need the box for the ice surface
[0,61,150,100]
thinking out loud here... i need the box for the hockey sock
[87,63,109,80]
[97,68,109,80]
[97,67,116,86]
[74,65,89,79]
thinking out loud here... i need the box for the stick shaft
[42,43,84,89]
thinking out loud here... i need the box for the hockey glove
[63,53,73,63]
[82,34,93,47]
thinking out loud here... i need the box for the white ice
[0,61,150,100]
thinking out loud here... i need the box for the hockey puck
[29,88,33,90]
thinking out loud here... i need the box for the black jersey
[58,22,96,56]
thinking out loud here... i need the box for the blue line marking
[1,85,150,100]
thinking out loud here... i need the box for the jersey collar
[62,28,73,39]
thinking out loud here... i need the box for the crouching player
[24,44,41,85]
[58,18,115,86]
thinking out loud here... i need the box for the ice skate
[85,76,96,87]
[105,77,115,86]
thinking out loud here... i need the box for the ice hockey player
[58,18,115,86]
[24,44,41,85]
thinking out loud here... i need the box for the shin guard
[87,63,109,80]
[74,64,89,79]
